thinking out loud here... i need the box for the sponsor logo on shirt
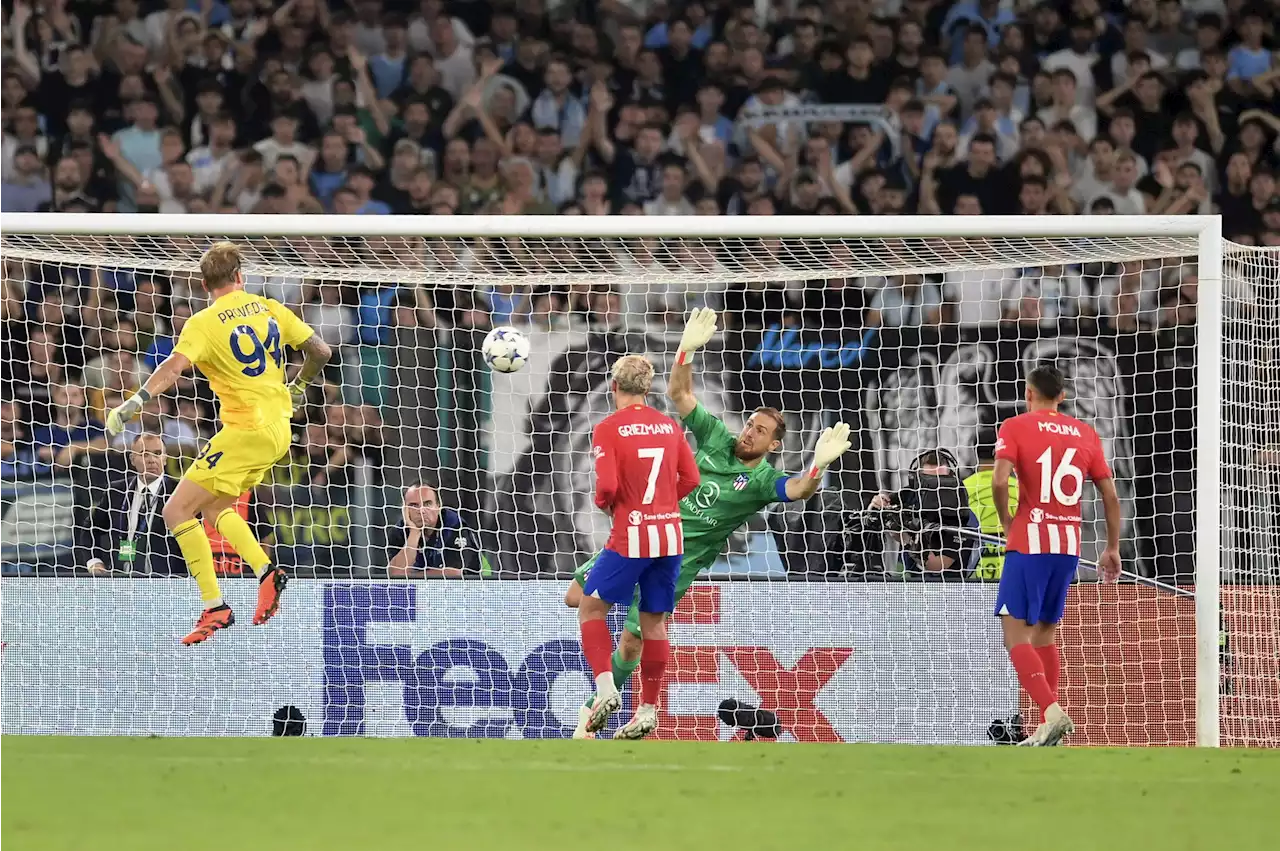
[733,474,749,491]
[628,510,642,525]
[592,445,604,460]
[643,511,680,521]
[692,481,720,509]
[1030,508,1044,524]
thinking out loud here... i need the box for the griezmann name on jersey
[174,290,315,429]
[592,404,699,559]
[995,410,1112,556]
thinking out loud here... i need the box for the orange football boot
[254,567,289,625]
[182,605,235,645]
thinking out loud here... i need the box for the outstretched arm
[106,352,192,434]
[784,422,852,501]
[668,307,718,418]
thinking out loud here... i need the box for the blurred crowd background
[2,0,1279,583]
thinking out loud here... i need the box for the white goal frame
[0,212,1226,746]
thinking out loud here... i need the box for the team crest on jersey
[1030,508,1044,524]
[733,474,749,491]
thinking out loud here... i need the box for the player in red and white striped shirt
[579,355,700,734]
[992,364,1122,746]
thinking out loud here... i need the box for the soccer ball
[481,326,530,373]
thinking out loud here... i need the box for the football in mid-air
[482,326,530,373]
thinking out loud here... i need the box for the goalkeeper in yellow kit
[107,242,332,645]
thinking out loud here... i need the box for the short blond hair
[200,241,243,290]
[611,355,655,396]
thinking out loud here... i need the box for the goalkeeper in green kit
[564,308,853,740]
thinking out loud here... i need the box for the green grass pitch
[4,737,1277,851]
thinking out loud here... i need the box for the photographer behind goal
[852,449,981,580]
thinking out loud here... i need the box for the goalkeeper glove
[806,422,852,479]
[105,389,151,436]
[288,379,309,416]
[675,307,718,365]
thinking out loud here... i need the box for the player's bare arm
[288,334,333,412]
[1095,476,1122,582]
[667,307,718,418]
[105,352,193,435]
[991,457,1016,535]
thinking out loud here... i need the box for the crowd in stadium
[1,0,1277,579]
[1,0,1277,226]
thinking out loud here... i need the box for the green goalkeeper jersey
[677,403,791,573]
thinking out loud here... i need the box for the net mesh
[0,226,1275,747]
[0,230,1202,286]
[1221,243,1280,747]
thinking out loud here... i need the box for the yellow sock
[173,519,223,607]
[214,509,271,578]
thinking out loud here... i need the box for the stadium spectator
[0,398,32,481]
[1,145,51,212]
[387,482,487,578]
[0,0,1277,586]
[31,382,107,475]
[80,432,184,576]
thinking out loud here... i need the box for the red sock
[1009,643,1056,716]
[639,638,670,706]
[1036,644,1061,721]
[580,619,614,679]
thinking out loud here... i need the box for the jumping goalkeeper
[565,308,853,740]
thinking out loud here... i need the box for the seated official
[386,483,490,578]
[82,433,186,576]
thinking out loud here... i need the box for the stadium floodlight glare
[1,212,1274,749]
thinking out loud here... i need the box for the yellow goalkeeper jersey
[174,290,315,430]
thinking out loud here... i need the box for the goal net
[0,215,1275,747]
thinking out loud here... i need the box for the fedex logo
[321,585,853,741]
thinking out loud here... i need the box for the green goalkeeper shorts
[574,551,709,638]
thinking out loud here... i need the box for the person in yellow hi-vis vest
[965,435,1019,580]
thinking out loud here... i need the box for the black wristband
[137,388,153,403]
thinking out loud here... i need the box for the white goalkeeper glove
[806,422,852,479]
[675,307,718,365]
[288,379,308,416]
[105,389,151,436]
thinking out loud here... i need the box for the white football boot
[585,687,621,734]
[613,704,658,740]
[572,701,596,739]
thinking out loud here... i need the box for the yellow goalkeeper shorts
[183,420,292,497]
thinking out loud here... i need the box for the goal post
[1194,214,1223,749]
[1,212,1273,748]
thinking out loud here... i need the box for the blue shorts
[994,551,1079,626]
[581,549,681,614]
